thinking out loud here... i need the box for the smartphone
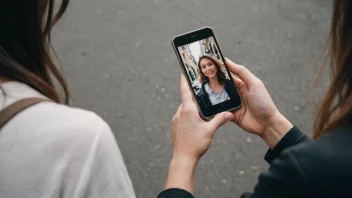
[172,27,241,119]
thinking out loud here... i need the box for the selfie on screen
[177,36,238,108]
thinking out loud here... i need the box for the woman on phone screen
[196,55,238,107]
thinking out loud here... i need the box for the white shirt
[0,81,136,198]
[204,83,230,105]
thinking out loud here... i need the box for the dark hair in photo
[0,0,70,104]
[197,54,227,84]
[314,0,352,138]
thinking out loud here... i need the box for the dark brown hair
[0,0,70,104]
[197,54,227,84]
[313,0,352,138]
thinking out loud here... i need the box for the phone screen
[175,31,241,118]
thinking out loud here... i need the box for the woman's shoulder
[287,125,352,158]
[33,102,108,134]
[7,101,112,146]
[278,126,352,180]
[200,81,208,87]
[195,82,205,95]
[0,81,110,139]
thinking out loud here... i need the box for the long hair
[313,0,352,138]
[197,54,227,84]
[0,0,70,104]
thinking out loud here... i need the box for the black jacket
[157,125,352,198]
[196,79,239,108]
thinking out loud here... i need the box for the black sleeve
[157,188,194,198]
[241,126,311,198]
[264,126,310,164]
[240,147,309,198]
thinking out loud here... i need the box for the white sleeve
[73,123,136,198]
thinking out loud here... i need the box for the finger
[172,104,182,126]
[231,108,244,125]
[232,76,242,86]
[225,58,258,86]
[207,112,234,135]
[231,75,247,94]
[232,75,244,88]
[180,74,193,106]
[177,104,182,111]
[175,104,182,117]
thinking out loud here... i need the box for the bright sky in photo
[189,41,202,62]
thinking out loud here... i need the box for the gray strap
[0,98,50,129]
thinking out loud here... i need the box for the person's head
[197,54,226,84]
[0,0,70,104]
[314,0,352,138]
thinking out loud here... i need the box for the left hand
[172,74,234,162]
[165,74,234,194]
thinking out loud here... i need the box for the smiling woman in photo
[196,54,238,107]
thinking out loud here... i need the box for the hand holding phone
[166,75,234,194]
[225,58,293,148]
[171,27,292,148]
[172,75,235,160]
[172,27,241,119]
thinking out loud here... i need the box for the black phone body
[172,27,242,119]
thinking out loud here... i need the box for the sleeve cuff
[240,192,253,198]
[264,126,307,164]
[157,188,194,198]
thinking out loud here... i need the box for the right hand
[226,58,293,148]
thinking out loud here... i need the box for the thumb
[207,112,234,134]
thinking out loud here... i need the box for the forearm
[165,155,198,195]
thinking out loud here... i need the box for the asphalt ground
[53,0,331,197]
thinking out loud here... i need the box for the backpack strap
[0,97,50,129]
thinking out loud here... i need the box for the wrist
[261,113,293,149]
[172,153,199,166]
[170,154,198,175]
[165,154,198,195]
